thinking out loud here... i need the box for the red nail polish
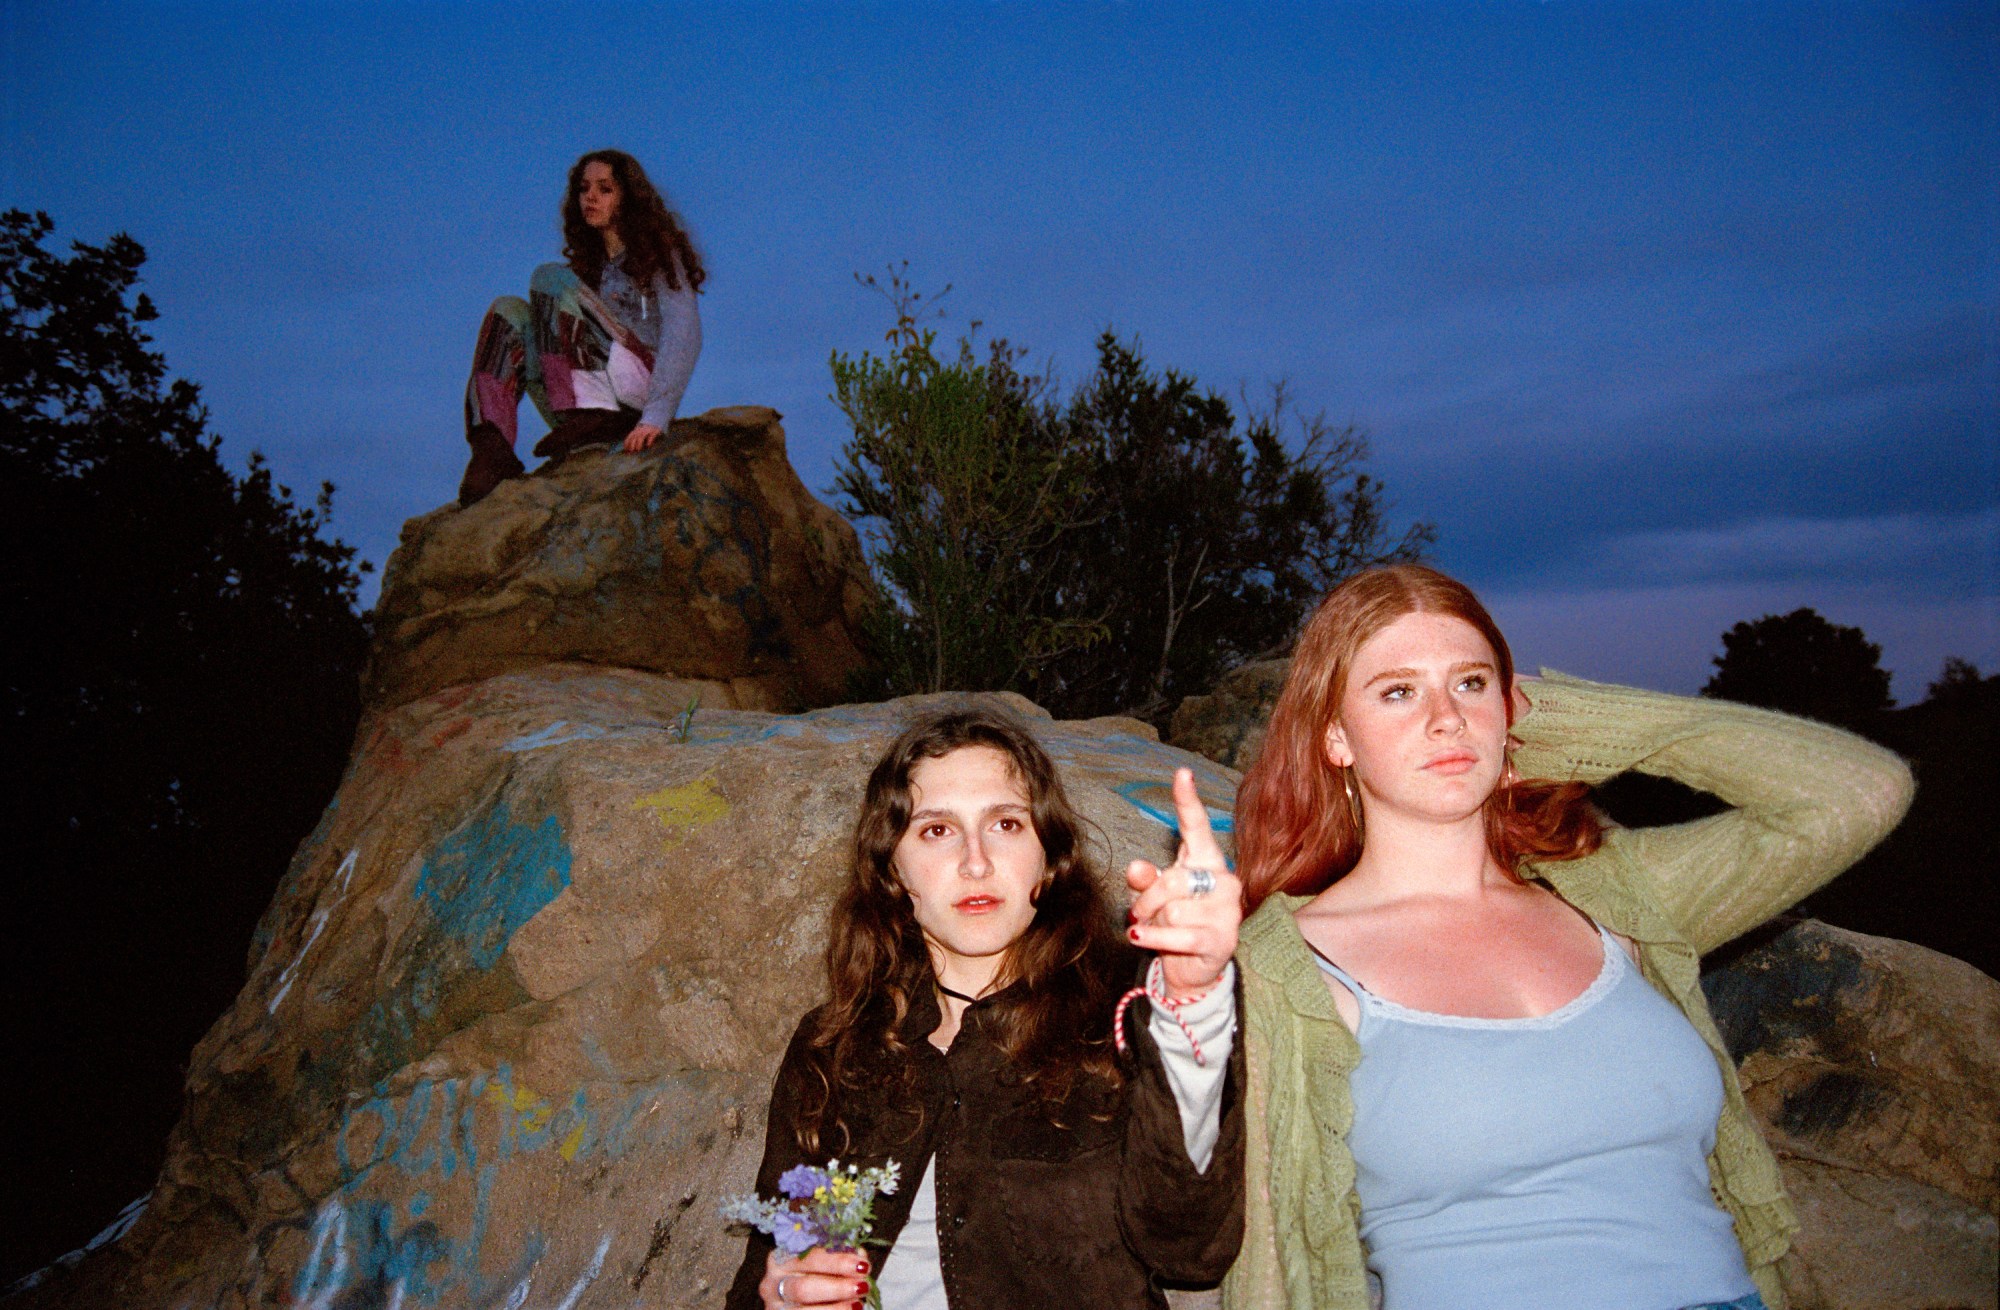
[855,1260,868,1274]
[1128,926,1141,942]
[856,1280,870,1295]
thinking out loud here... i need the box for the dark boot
[533,407,640,466]
[458,422,526,507]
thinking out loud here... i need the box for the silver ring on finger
[776,1274,794,1305]
[1186,866,1216,898]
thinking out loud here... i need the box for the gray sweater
[597,252,702,430]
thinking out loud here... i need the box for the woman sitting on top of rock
[458,148,703,506]
[727,706,1246,1310]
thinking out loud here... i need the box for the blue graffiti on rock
[414,801,572,970]
[1114,779,1237,834]
[346,799,573,1076]
[293,1065,721,1308]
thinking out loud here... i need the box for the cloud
[1368,301,1990,468]
[1382,300,1996,598]
[1591,507,2000,591]
[1666,310,1995,466]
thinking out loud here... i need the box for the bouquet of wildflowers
[721,1158,901,1298]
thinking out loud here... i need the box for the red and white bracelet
[1113,958,1217,1067]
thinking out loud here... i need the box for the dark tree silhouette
[1618,615,1999,983]
[1925,655,1986,705]
[1800,658,2000,980]
[1608,608,2000,980]
[1033,336,1434,722]
[1701,607,1893,729]
[0,210,370,1282]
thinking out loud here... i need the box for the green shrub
[1035,335,1433,720]
[832,271,1104,694]
[832,271,1432,720]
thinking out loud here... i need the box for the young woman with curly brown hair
[726,706,1246,1310]
[458,149,705,505]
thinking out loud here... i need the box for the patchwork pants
[464,263,656,447]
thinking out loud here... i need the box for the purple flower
[778,1164,831,1200]
[773,1211,822,1256]
[721,1157,900,1281]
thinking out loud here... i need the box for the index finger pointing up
[1171,768,1228,870]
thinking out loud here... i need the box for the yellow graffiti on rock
[484,1080,553,1134]
[633,777,730,846]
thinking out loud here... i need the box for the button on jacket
[725,952,1246,1309]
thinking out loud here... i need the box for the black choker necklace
[936,982,983,1005]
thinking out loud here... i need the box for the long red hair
[1236,564,1603,912]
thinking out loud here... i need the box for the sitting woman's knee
[529,262,581,297]
[484,295,531,332]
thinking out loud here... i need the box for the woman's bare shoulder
[1288,895,1369,1033]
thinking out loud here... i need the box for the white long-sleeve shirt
[596,252,702,430]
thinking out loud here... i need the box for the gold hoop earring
[1341,766,1364,832]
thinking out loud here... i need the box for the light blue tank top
[1315,924,1758,1310]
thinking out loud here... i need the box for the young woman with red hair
[1221,564,1913,1310]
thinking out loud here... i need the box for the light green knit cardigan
[1222,673,1915,1310]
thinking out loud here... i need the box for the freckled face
[577,161,621,231]
[1325,612,1511,825]
[894,746,1047,990]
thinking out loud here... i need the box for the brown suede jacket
[724,951,1246,1309]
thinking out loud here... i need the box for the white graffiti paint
[298,1197,352,1310]
[269,849,358,1012]
[498,1233,610,1310]
[503,720,608,752]
[0,1193,152,1296]
[551,1234,612,1310]
[82,1193,149,1254]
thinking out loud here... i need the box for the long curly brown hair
[797,706,1128,1155]
[1236,563,1604,913]
[560,149,706,292]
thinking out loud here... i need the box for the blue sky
[5,1,1994,700]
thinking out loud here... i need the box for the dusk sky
[6,1,1994,701]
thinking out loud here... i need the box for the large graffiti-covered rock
[1703,920,2000,1309]
[362,406,875,714]
[15,666,1241,1309]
